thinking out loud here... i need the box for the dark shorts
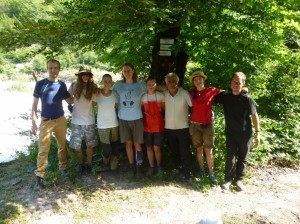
[189,122,214,148]
[119,119,144,144]
[144,132,164,148]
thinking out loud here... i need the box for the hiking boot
[196,169,205,178]
[234,180,246,192]
[172,165,183,175]
[34,176,44,191]
[86,165,92,174]
[220,181,231,191]
[136,165,143,179]
[209,174,218,183]
[128,163,136,179]
[146,167,155,177]
[156,166,163,175]
[110,156,119,171]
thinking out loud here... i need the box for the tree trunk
[150,25,188,87]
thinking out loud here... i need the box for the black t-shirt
[214,90,257,137]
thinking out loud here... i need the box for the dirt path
[0,163,299,224]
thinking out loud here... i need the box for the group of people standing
[31,59,260,192]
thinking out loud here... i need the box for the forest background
[0,0,299,223]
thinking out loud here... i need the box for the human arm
[251,112,260,147]
[31,97,39,135]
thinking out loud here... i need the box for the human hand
[32,121,38,135]
[254,132,260,147]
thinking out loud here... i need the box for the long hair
[74,74,96,101]
[121,62,137,82]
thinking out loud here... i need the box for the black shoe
[86,165,92,174]
[146,167,155,177]
[128,163,136,179]
[76,164,83,175]
[34,176,44,191]
[136,165,143,179]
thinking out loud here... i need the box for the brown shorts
[189,122,214,148]
[119,119,144,144]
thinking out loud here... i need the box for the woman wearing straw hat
[189,71,220,183]
[68,66,98,174]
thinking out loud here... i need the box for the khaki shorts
[119,119,144,144]
[98,126,119,144]
[189,122,214,148]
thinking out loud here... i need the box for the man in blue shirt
[31,59,73,190]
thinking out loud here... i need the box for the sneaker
[196,169,205,178]
[60,169,68,177]
[234,180,246,192]
[146,167,155,177]
[220,181,231,191]
[209,174,218,183]
[34,176,44,191]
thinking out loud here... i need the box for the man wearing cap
[189,71,221,183]
[68,66,98,175]
[164,72,193,182]
[31,59,73,190]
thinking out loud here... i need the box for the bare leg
[76,149,83,165]
[153,146,162,167]
[147,146,154,167]
[86,147,94,167]
[205,147,214,174]
[126,140,134,164]
[196,147,204,170]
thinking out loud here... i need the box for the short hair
[47,59,60,69]
[231,72,246,86]
[164,72,179,83]
[146,77,156,83]
[121,62,137,82]
[102,73,112,80]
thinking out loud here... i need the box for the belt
[191,121,211,128]
[42,116,62,121]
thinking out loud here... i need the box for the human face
[193,76,205,89]
[101,76,112,89]
[166,77,178,95]
[81,73,91,83]
[146,79,156,94]
[122,66,134,82]
[47,61,60,81]
[231,75,243,95]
